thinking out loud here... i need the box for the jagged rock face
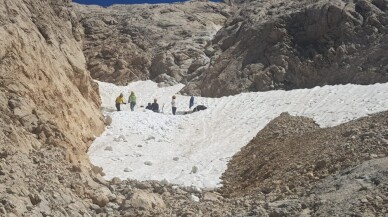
[73,1,232,86]
[0,0,104,157]
[183,0,388,97]
[222,0,246,6]
[221,111,388,215]
[0,0,104,215]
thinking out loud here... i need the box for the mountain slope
[73,1,231,85]
[182,0,388,96]
[221,111,388,215]
[73,0,388,97]
[0,0,104,215]
[222,112,388,196]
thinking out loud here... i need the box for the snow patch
[89,81,388,189]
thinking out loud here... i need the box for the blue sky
[73,0,222,7]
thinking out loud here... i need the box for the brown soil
[221,111,388,197]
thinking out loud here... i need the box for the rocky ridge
[1,0,388,216]
[221,111,388,216]
[73,0,232,86]
[0,0,105,215]
[74,0,388,97]
[182,0,388,96]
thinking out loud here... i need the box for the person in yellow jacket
[128,91,136,111]
[115,93,125,111]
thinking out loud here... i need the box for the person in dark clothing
[189,95,194,109]
[183,105,207,115]
[193,105,207,112]
[152,99,159,112]
[146,103,152,110]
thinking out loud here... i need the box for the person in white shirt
[171,95,177,115]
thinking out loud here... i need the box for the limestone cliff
[183,0,388,96]
[0,0,104,215]
[73,0,232,86]
[74,0,388,97]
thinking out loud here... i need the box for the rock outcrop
[0,0,104,215]
[73,1,232,86]
[73,0,388,97]
[182,0,388,96]
[221,111,388,215]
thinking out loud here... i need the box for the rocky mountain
[183,0,388,96]
[1,0,388,216]
[73,1,232,86]
[221,111,388,216]
[74,0,388,97]
[0,0,105,215]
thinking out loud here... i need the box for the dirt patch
[222,111,388,198]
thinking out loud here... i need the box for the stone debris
[191,166,198,174]
[104,116,113,126]
[124,168,132,172]
[190,195,200,203]
[104,146,113,151]
[160,178,169,186]
[144,161,153,166]
[73,1,230,87]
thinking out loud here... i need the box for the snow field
[89,81,388,189]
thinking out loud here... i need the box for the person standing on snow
[189,95,194,109]
[115,93,125,111]
[171,96,177,115]
[152,99,159,113]
[128,91,136,111]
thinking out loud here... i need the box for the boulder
[189,194,200,202]
[91,193,109,207]
[90,187,114,207]
[104,116,113,126]
[122,190,165,211]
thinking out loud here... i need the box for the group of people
[115,91,137,111]
[115,92,196,115]
[168,95,195,115]
[145,99,160,113]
